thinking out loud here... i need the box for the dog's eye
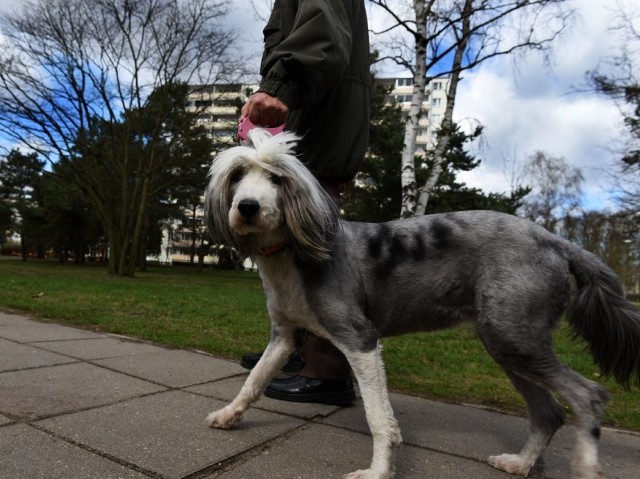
[230,170,245,184]
[269,174,282,185]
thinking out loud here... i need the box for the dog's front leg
[206,326,295,429]
[341,343,402,479]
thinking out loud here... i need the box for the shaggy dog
[203,129,640,479]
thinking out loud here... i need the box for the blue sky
[1,0,637,212]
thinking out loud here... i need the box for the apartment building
[378,76,450,155]
[156,77,449,265]
[185,77,450,151]
[186,83,260,143]
[155,83,258,265]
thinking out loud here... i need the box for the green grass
[0,258,270,357]
[1,258,639,431]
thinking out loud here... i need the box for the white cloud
[451,0,634,211]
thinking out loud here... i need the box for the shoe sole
[264,387,356,406]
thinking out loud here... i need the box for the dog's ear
[204,149,253,256]
[278,164,340,263]
[204,169,236,248]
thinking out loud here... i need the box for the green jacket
[259,0,371,182]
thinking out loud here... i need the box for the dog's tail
[567,247,640,389]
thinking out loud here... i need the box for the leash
[237,116,285,143]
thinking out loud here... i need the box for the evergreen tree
[342,80,404,222]
[0,201,11,247]
[0,149,45,260]
[423,124,529,215]
[343,85,528,222]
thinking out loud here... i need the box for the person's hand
[241,92,289,127]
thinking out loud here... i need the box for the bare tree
[0,0,245,275]
[519,151,583,234]
[588,2,640,214]
[369,0,572,216]
[248,0,275,23]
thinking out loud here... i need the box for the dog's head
[204,129,339,262]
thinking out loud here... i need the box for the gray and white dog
[203,129,640,479]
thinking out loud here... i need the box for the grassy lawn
[1,258,639,431]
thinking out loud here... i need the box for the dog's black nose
[237,199,260,218]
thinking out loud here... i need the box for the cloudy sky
[231,0,636,211]
[1,0,636,211]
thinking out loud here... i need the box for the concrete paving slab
[33,336,166,360]
[322,392,640,479]
[0,362,165,420]
[0,338,77,372]
[0,315,102,343]
[1,313,638,479]
[37,390,305,479]
[94,349,246,388]
[213,422,515,479]
[0,424,147,479]
[187,376,342,419]
[0,311,38,325]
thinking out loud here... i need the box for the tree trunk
[189,204,197,266]
[124,174,152,277]
[415,0,472,216]
[20,229,27,262]
[400,1,429,217]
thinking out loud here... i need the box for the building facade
[186,83,259,143]
[378,76,450,154]
[155,77,449,265]
[154,83,258,266]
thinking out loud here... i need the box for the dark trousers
[293,178,351,380]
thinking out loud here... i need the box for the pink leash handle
[237,116,285,142]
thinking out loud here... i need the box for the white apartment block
[155,83,258,265]
[155,77,449,265]
[186,83,260,144]
[378,76,450,155]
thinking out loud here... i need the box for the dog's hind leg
[487,371,566,476]
[340,344,402,479]
[551,368,609,479]
[478,322,609,479]
[206,325,296,429]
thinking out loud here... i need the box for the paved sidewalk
[0,311,638,479]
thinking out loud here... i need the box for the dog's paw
[488,454,531,476]
[342,469,393,479]
[572,461,605,479]
[205,406,242,429]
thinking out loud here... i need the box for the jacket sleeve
[258,0,353,110]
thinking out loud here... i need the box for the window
[394,94,412,103]
[396,78,413,87]
[432,82,442,90]
[432,98,442,107]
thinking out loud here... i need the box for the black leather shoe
[240,351,304,373]
[265,375,355,405]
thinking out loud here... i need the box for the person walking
[239,0,371,405]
